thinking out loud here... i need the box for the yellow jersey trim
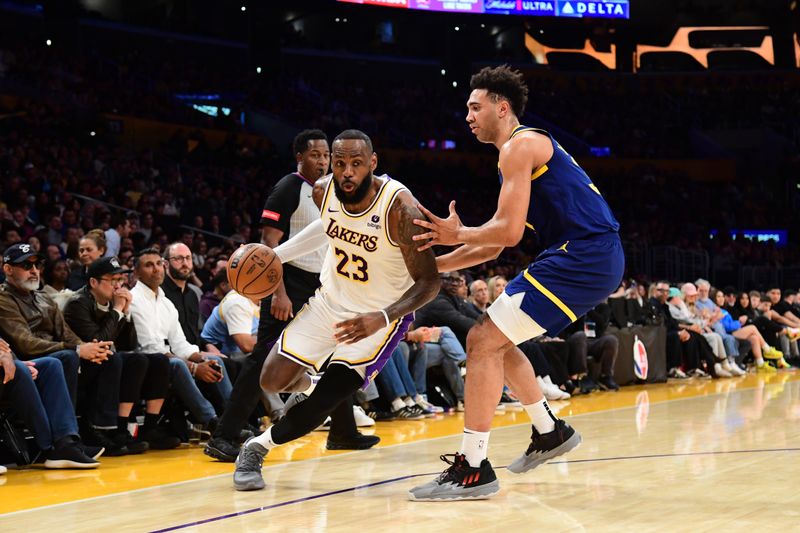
[522,270,578,322]
[510,126,537,138]
[331,317,400,367]
[341,177,391,219]
[277,304,325,370]
[320,177,335,214]
[531,164,548,181]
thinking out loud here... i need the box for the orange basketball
[227,243,283,300]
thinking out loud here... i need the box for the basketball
[227,243,283,300]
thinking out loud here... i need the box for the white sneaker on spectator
[353,406,375,427]
[668,367,688,379]
[689,367,709,378]
[415,397,444,414]
[727,359,746,376]
[456,400,465,412]
[0,465,6,475]
[714,363,732,378]
[538,376,571,401]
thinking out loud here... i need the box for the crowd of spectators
[2,30,799,474]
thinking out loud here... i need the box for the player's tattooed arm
[333,191,439,345]
[384,191,441,321]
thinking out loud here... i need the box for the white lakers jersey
[319,175,414,313]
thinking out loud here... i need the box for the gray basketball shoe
[408,453,500,501]
[233,437,268,491]
[507,419,581,474]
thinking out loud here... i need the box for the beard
[18,277,40,291]
[169,264,192,281]
[333,173,373,206]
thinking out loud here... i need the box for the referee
[206,129,378,461]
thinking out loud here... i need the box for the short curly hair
[469,65,529,118]
[293,129,328,155]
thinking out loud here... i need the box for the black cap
[87,257,132,279]
[3,243,42,265]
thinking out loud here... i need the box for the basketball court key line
[150,446,800,532]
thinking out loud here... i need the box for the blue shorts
[492,236,624,341]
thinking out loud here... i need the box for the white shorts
[485,292,547,346]
[276,290,412,382]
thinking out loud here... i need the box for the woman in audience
[42,258,74,310]
[668,287,725,377]
[486,275,507,304]
[711,288,778,371]
[67,229,106,290]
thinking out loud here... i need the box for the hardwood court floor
[2,372,799,532]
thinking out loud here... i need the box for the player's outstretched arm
[272,218,327,264]
[434,243,505,272]
[333,191,440,345]
[413,138,537,250]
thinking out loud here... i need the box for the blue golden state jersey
[499,126,619,249]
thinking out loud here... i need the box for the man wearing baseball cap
[0,243,114,466]
[64,257,180,452]
[0,243,114,398]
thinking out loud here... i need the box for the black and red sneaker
[408,453,499,501]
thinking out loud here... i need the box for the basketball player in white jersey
[233,129,440,491]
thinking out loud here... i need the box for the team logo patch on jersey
[325,218,379,251]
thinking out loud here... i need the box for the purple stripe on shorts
[362,313,413,389]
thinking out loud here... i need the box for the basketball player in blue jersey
[409,65,624,501]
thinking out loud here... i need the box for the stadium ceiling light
[256,67,262,74]
[441,68,446,75]
[335,17,340,22]
[454,26,460,31]
[90,131,96,136]
[343,17,348,22]
[46,39,52,46]
[452,81,457,88]
[240,5,246,12]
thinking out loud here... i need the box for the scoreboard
[336,0,630,19]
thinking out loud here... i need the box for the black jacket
[650,297,680,333]
[414,289,481,347]
[162,275,201,346]
[63,286,138,351]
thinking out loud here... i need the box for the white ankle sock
[249,425,278,450]
[403,397,415,407]
[523,398,557,434]
[460,428,490,467]
[391,397,406,412]
[543,375,554,385]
